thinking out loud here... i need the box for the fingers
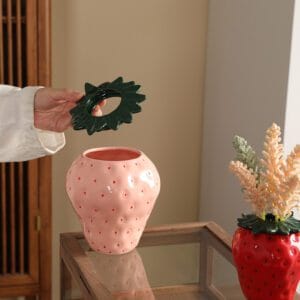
[91,105,103,117]
[34,87,107,132]
[55,102,78,131]
[55,111,73,132]
[51,88,84,103]
[34,87,84,112]
[90,100,106,116]
[99,99,107,107]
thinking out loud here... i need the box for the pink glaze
[87,250,155,298]
[66,147,160,255]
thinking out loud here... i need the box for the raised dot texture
[66,148,160,255]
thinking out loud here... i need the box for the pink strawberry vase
[87,249,155,299]
[66,147,160,255]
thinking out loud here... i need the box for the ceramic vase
[232,227,300,300]
[66,147,160,255]
[87,250,155,299]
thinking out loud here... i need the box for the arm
[0,85,82,162]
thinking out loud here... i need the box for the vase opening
[84,148,141,161]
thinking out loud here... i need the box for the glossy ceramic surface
[87,249,155,299]
[232,227,300,300]
[66,147,160,255]
[70,77,146,135]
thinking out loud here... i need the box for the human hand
[34,87,107,132]
[33,88,84,132]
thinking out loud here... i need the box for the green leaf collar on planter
[70,77,146,135]
[238,213,300,235]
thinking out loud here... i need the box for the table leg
[60,257,72,300]
[199,231,228,299]
[199,241,213,292]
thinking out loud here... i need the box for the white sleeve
[0,84,66,162]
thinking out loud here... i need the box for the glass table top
[61,222,300,299]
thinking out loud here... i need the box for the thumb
[91,105,104,117]
[51,88,84,102]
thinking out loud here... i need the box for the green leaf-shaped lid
[70,77,146,135]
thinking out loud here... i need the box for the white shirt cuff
[35,129,66,154]
[21,86,66,157]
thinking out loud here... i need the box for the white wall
[284,0,300,154]
[284,1,300,219]
[200,0,295,234]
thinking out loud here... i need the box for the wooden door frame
[0,1,52,298]
[37,0,52,299]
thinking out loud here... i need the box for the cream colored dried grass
[230,123,300,220]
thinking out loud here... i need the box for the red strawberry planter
[229,124,300,300]
[233,226,300,300]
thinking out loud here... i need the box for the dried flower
[229,161,266,217]
[232,135,261,175]
[230,123,300,220]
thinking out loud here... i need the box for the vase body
[232,227,300,300]
[66,147,160,254]
[87,250,155,299]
